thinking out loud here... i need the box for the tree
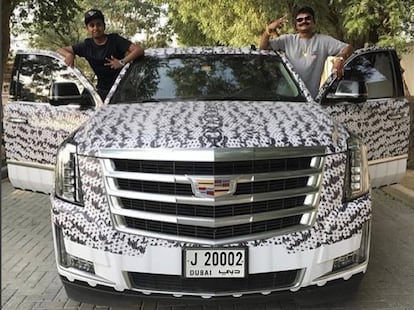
[89,0,172,45]
[2,0,80,91]
[153,0,413,53]
[24,0,173,51]
[3,0,414,85]
[2,0,12,67]
[340,0,414,52]
[9,1,81,52]
[7,0,173,82]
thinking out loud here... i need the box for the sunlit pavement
[2,178,414,310]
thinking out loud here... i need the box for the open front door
[320,47,410,188]
[3,50,102,193]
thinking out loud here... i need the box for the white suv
[3,46,410,304]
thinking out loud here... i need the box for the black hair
[293,6,315,22]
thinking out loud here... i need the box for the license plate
[183,247,246,278]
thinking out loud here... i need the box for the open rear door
[319,47,410,188]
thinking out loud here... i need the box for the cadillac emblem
[189,177,236,198]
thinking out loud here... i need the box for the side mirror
[324,80,368,104]
[49,82,82,106]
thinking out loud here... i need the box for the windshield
[110,54,306,104]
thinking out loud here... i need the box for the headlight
[55,139,83,205]
[344,135,370,201]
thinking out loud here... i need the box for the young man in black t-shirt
[57,9,144,100]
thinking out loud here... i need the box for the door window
[11,54,93,106]
[344,52,396,99]
[322,50,403,101]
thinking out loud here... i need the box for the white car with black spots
[3,46,410,305]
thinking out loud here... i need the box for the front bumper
[61,272,365,306]
[52,216,370,299]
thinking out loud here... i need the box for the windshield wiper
[137,99,160,103]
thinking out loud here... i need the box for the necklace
[300,34,313,57]
[301,40,311,57]
[302,46,309,57]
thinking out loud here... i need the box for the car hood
[74,101,349,156]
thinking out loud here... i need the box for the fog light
[55,225,95,274]
[333,253,357,272]
[332,220,371,273]
[355,219,371,263]
[68,256,95,273]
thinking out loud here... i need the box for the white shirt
[270,33,347,98]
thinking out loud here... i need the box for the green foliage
[165,6,217,46]
[151,0,413,53]
[11,0,173,51]
[11,0,81,37]
[341,0,413,52]
[81,0,172,43]
[156,0,291,46]
[3,0,80,89]
[8,0,173,79]
[152,0,344,46]
[7,0,414,58]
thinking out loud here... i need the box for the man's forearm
[56,46,75,67]
[259,31,272,50]
[56,46,74,58]
[123,45,144,63]
[259,24,281,50]
[260,17,285,50]
[338,45,354,60]
[259,29,279,50]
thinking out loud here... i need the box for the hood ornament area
[188,176,238,198]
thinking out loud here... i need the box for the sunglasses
[296,15,313,23]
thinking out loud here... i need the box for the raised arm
[259,16,288,50]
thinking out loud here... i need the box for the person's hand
[267,15,288,34]
[64,54,75,67]
[105,56,124,69]
[332,57,345,79]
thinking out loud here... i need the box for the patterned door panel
[4,52,99,192]
[320,47,410,187]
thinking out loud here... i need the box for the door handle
[388,112,408,120]
[8,117,28,124]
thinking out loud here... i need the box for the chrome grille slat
[116,223,311,245]
[102,168,322,183]
[107,186,319,206]
[99,147,325,161]
[111,205,314,228]
[119,196,306,217]
[100,147,325,245]
[121,215,303,240]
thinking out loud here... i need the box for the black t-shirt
[72,33,132,92]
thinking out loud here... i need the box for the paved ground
[2,177,414,310]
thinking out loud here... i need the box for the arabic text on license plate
[184,248,246,278]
